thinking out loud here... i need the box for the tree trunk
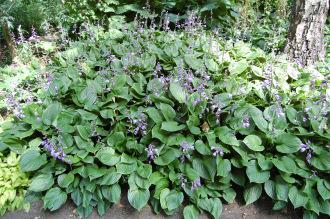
[1,22,16,62]
[285,0,329,66]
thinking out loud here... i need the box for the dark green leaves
[197,198,222,219]
[289,186,308,208]
[215,126,239,146]
[170,82,187,103]
[154,147,180,166]
[183,205,199,219]
[243,135,264,151]
[96,147,120,166]
[246,160,270,183]
[276,133,302,153]
[244,184,262,205]
[161,121,186,132]
[58,173,75,188]
[44,187,67,211]
[42,102,62,125]
[29,173,54,192]
[20,148,47,172]
[192,158,216,181]
[128,188,150,211]
[160,189,184,212]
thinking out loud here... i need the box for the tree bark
[285,0,329,66]
[1,22,16,61]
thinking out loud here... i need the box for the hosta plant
[0,151,30,215]
[0,19,329,219]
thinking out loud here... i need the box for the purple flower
[129,112,148,136]
[145,144,158,161]
[179,174,187,188]
[191,177,201,190]
[41,138,68,163]
[211,145,224,157]
[242,116,250,128]
[180,141,194,152]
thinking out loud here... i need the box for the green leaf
[215,126,239,146]
[116,162,137,175]
[76,109,98,120]
[161,121,186,132]
[311,153,330,171]
[43,187,67,211]
[276,133,302,153]
[216,159,231,177]
[243,135,264,151]
[249,106,268,132]
[198,197,222,219]
[317,179,330,200]
[164,190,184,211]
[244,184,262,205]
[170,82,187,103]
[264,180,276,199]
[96,147,119,166]
[146,108,163,124]
[183,205,199,219]
[246,160,270,183]
[303,211,318,219]
[20,148,47,172]
[58,173,74,188]
[77,125,90,140]
[99,168,122,185]
[275,178,289,201]
[184,54,204,70]
[137,164,152,179]
[289,186,308,208]
[154,147,180,166]
[272,156,297,173]
[192,158,216,181]
[102,184,121,204]
[79,85,97,105]
[30,173,54,192]
[195,140,211,155]
[222,188,236,204]
[42,102,62,125]
[229,60,249,75]
[159,103,176,121]
[128,188,150,211]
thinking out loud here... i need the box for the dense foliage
[0,151,30,215]
[0,18,329,219]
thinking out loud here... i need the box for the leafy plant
[0,18,329,219]
[0,151,30,215]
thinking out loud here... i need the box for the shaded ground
[3,194,301,219]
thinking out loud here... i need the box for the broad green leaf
[184,54,204,70]
[317,179,330,200]
[272,156,297,173]
[229,60,249,75]
[20,148,47,172]
[58,173,74,188]
[275,178,289,201]
[215,126,239,146]
[246,160,270,183]
[44,187,67,211]
[161,121,186,132]
[289,186,308,208]
[102,184,121,204]
[30,173,54,192]
[159,103,176,121]
[243,135,264,151]
[146,108,163,124]
[128,188,150,211]
[243,184,262,205]
[216,159,231,177]
[96,147,119,166]
[170,82,187,103]
[276,133,302,153]
[195,140,211,155]
[264,180,276,199]
[42,102,62,125]
[249,106,268,132]
[165,190,184,211]
[222,188,236,203]
[183,205,199,219]
[198,197,222,219]
[154,147,180,166]
[303,211,318,219]
[192,158,216,181]
[311,153,330,171]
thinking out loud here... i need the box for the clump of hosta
[0,15,329,219]
[0,152,30,216]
